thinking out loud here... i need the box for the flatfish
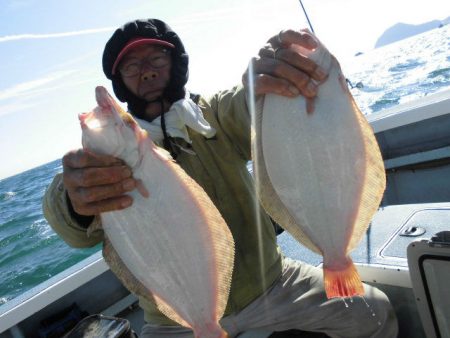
[253,33,385,299]
[80,86,234,338]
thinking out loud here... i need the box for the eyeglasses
[118,49,171,77]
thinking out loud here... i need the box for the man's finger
[252,74,300,97]
[73,196,133,216]
[63,149,123,169]
[269,29,318,50]
[75,179,136,203]
[251,57,318,97]
[64,165,132,188]
[275,48,327,82]
[306,98,316,114]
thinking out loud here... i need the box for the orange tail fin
[194,324,228,338]
[323,259,364,299]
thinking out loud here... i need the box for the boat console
[408,231,450,338]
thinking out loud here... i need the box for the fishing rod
[297,2,364,91]
[298,0,315,33]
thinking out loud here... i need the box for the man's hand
[62,149,137,216]
[242,29,328,113]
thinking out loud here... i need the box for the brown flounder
[79,86,234,338]
[253,32,385,299]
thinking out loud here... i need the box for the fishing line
[298,0,315,33]
[298,0,361,90]
[247,59,271,302]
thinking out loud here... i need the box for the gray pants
[141,258,398,338]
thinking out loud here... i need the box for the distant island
[375,16,450,48]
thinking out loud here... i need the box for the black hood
[102,19,189,117]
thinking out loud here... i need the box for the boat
[1,0,449,335]
[1,88,449,337]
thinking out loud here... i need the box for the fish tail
[194,325,228,338]
[216,330,228,338]
[323,259,364,299]
[194,331,228,338]
[195,334,227,338]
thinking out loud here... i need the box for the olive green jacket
[42,85,282,325]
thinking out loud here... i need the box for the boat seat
[407,231,450,338]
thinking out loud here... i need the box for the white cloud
[0,27,114,43]
[0,70,105,117]
[0,101,36,117]
[0,70,77,101]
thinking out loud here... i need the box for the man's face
[118,44,172,102]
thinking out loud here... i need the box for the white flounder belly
[102,147,234,328]
[261,67,365,258]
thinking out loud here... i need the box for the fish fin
[347,95,386,252]
[160,158,235,326]
[193,324,229,338]
[103,236,193,330]
[155,292,230,338]
[137,128,149,142]
[102,235,155,303]
[152,145,175,162]
[152,293,191,329]
[323,259,364,299]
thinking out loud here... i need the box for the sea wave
[0,191,16,202]
[30,218,56,239]
[346,24,449,115]
[388,58,426,72]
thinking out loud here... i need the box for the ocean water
[0,25,449,308]
[0,160,100,306]
[343,24,449,114]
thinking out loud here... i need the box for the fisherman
[43,18,398,338]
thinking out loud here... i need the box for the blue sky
[0,0,448,179]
